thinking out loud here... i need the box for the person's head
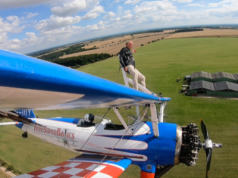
[84,113,94,123]
[126,41,133,49]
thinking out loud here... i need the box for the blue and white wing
[0,49,170,110]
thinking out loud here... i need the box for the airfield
[1,37,238,178]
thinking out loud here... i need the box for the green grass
[1,38,238,177]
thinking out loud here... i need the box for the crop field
[1,38,238,178]
[166,28,238,39]
[60,32,168,57]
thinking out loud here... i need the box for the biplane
[0,49,222,178]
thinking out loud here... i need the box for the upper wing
[15,154,132,178]
[0,49,170,110]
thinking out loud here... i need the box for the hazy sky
[0,0,237,54]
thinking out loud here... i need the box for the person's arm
[119,48,127,70]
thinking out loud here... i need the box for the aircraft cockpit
[104,122,125,130]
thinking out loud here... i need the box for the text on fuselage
[34,125,75,139]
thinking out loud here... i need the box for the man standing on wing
[119,41,146,90]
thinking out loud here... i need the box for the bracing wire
[85,105,150,178]
[58,107,111,178]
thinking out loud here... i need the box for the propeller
[200,119,222,178]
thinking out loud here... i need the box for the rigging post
[120,64,162,137]
[158,102,167,123]
[150,103,159,137]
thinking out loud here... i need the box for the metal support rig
[121,66,167,137]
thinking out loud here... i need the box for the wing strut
[113,107,131,134]
[158,102,167,123]
[150,104,159,137]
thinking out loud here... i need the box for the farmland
[60,31,169,58]
[0,38,238,178]
[166,28,238,39]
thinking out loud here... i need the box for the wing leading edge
[15,154,132,178]
[0,49,170,110]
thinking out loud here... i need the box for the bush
[1,161,7,166]
[72,64,81,69]
[141,44,144,46]
[14,170,23,175]
[7,165,14,171]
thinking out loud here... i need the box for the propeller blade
[201,119,209,140]
[206,149,212,178]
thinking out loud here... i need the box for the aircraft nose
[157,123,177,165]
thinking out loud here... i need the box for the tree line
[53,53,112,68]
[174,28,203,33]
[38,44,97,61]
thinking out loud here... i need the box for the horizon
[1,0,238,54]
[27,24,238,55]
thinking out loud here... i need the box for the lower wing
[15,154,132,178]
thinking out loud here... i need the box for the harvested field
[83,35,133,49]
[166,28,238,39]
[60,32,169,58]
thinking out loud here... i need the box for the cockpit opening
[104,123,125,130]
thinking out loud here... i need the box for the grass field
[1,38,238,178]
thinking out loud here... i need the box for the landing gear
[22,131,28,138]
[155,165,174,178]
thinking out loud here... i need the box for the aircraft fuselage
[16,118,179,170]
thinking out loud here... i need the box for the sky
[0,0,238,54]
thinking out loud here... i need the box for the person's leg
[135,69,146,88]
[127,65,138,90]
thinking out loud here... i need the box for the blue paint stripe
[72,158,132,169]
[46,118,80,124]
[15,123,23,129]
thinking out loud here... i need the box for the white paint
[0,86,84,109]
[18,118,149,161]
[0,122,18,125]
